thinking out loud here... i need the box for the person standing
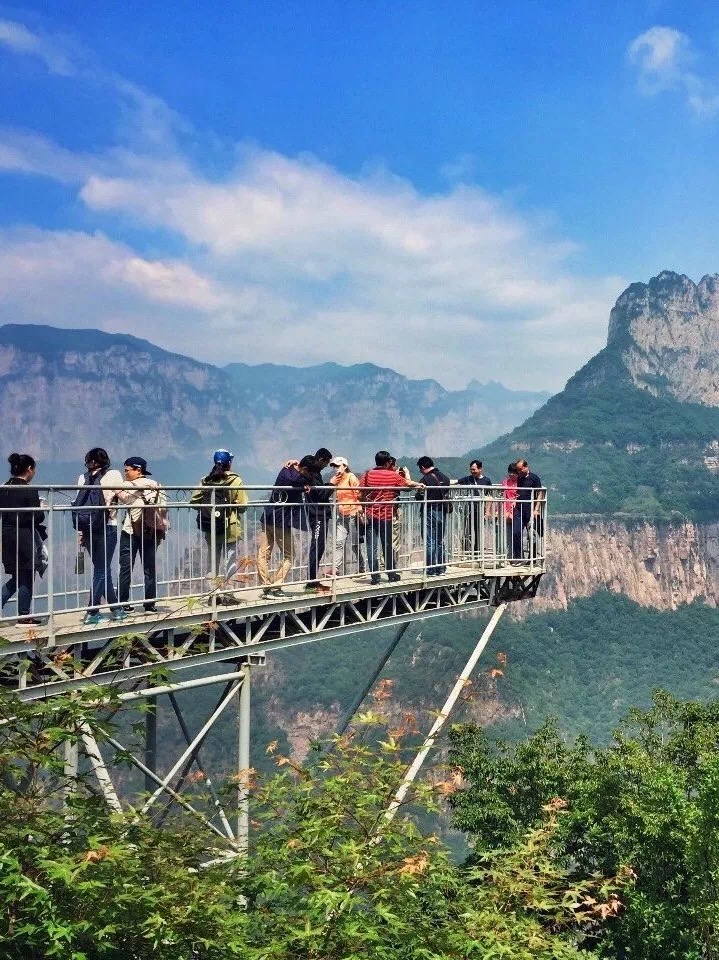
[360,451,420,584]
[416,456,451,576]
[118,456,166,613]
[191,449,249,603]
[0,453,46,625]
[512,459,543,562]
[257,455,314,597]
[73,448,126,625]
[501,463,519,560]
[305,447,333,590]
[327,456,364,577]
[456,459,492,557]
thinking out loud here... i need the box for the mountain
[0,323,549,480]
[437,271,719,520]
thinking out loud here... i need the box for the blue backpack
[72,470,107,536]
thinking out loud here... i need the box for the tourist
[257,455,315,597]
[118,457,167,613]
[73,448,126,624]
[416,456,451,575]
[190,449,248,604]
[456,459,492,557]
[361,451,421,584]
[513,459,543,562]
[0,453,47,625]
[305,447,333,590]
[502,462,519,559]
[327,456,364,576]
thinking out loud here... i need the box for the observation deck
[0,484,546,700]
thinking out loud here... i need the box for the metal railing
[0,483,547,639]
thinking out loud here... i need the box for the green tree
[0,692,614,959]
[449,691,719,959]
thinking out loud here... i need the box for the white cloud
[628,26,719,118]
[0,19,627,391]
[0,18,74,75]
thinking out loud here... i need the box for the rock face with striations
[574,270,719,403]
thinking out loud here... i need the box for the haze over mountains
[0,324,549,480]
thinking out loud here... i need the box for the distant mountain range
[438,271,719,519]
[0,324,549,481]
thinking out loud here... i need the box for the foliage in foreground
[450,691,719,960]
[0,693,619,959]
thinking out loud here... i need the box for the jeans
[2,569,33,616]
[463,502,483,555]
[366,518,397,580]
[119,529,157,608]
[203,531,241,583]
[425,507,447,575]
[308,515,328,582]
[87,524,118,613]
[330,514,365,575]
[511,507,532,560]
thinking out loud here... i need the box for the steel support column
[237,665,251,854]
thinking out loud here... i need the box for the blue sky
[0,1,718,390]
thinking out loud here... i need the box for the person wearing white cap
[328,456,365,577]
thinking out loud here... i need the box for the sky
[0,1,718,391]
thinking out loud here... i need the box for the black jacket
[0,478,46,574]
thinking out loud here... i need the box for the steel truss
[0,571,543,852]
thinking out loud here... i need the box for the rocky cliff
[532,519,719,613]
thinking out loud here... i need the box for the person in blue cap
[191,449,248,603]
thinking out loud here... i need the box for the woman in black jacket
[0,453,46,624]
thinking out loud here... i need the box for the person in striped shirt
[359,451,422,584]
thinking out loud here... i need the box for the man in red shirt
[360,451,421,584]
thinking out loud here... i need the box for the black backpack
[72,471,107,536]
[194,476,234,532]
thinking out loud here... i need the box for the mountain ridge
[0,323,549,479]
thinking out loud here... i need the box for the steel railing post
[209,487,217,618]
[330,488,338,598]
[47,487,55,645]
[422,485,428,581]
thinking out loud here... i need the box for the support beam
[237,665,251,855]
[140,678,242,814]
[385,603,507,823]
[81,726,123,813]
[327,621,411,749]
[144,697,157,794]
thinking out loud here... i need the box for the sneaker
[270,587,289,598]
[17,616,44,626]
[143,604,157,613]
[122,604,135,612]
[83,612,105,626]
[388,574,401,583]
[370,576,381,586]
[110,609,128,622]
[304,581,320,590]
[216,594,243,606]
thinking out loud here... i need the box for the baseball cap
[330,456,349,468]
[124,456,151,475]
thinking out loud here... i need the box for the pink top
[501,476,518,518]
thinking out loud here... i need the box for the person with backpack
[73,448,126,625]
[0,453,47,625]
[118,456,167,613]
[190,450,248,603]
[257,455,314,597]
[416,456,451,576]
